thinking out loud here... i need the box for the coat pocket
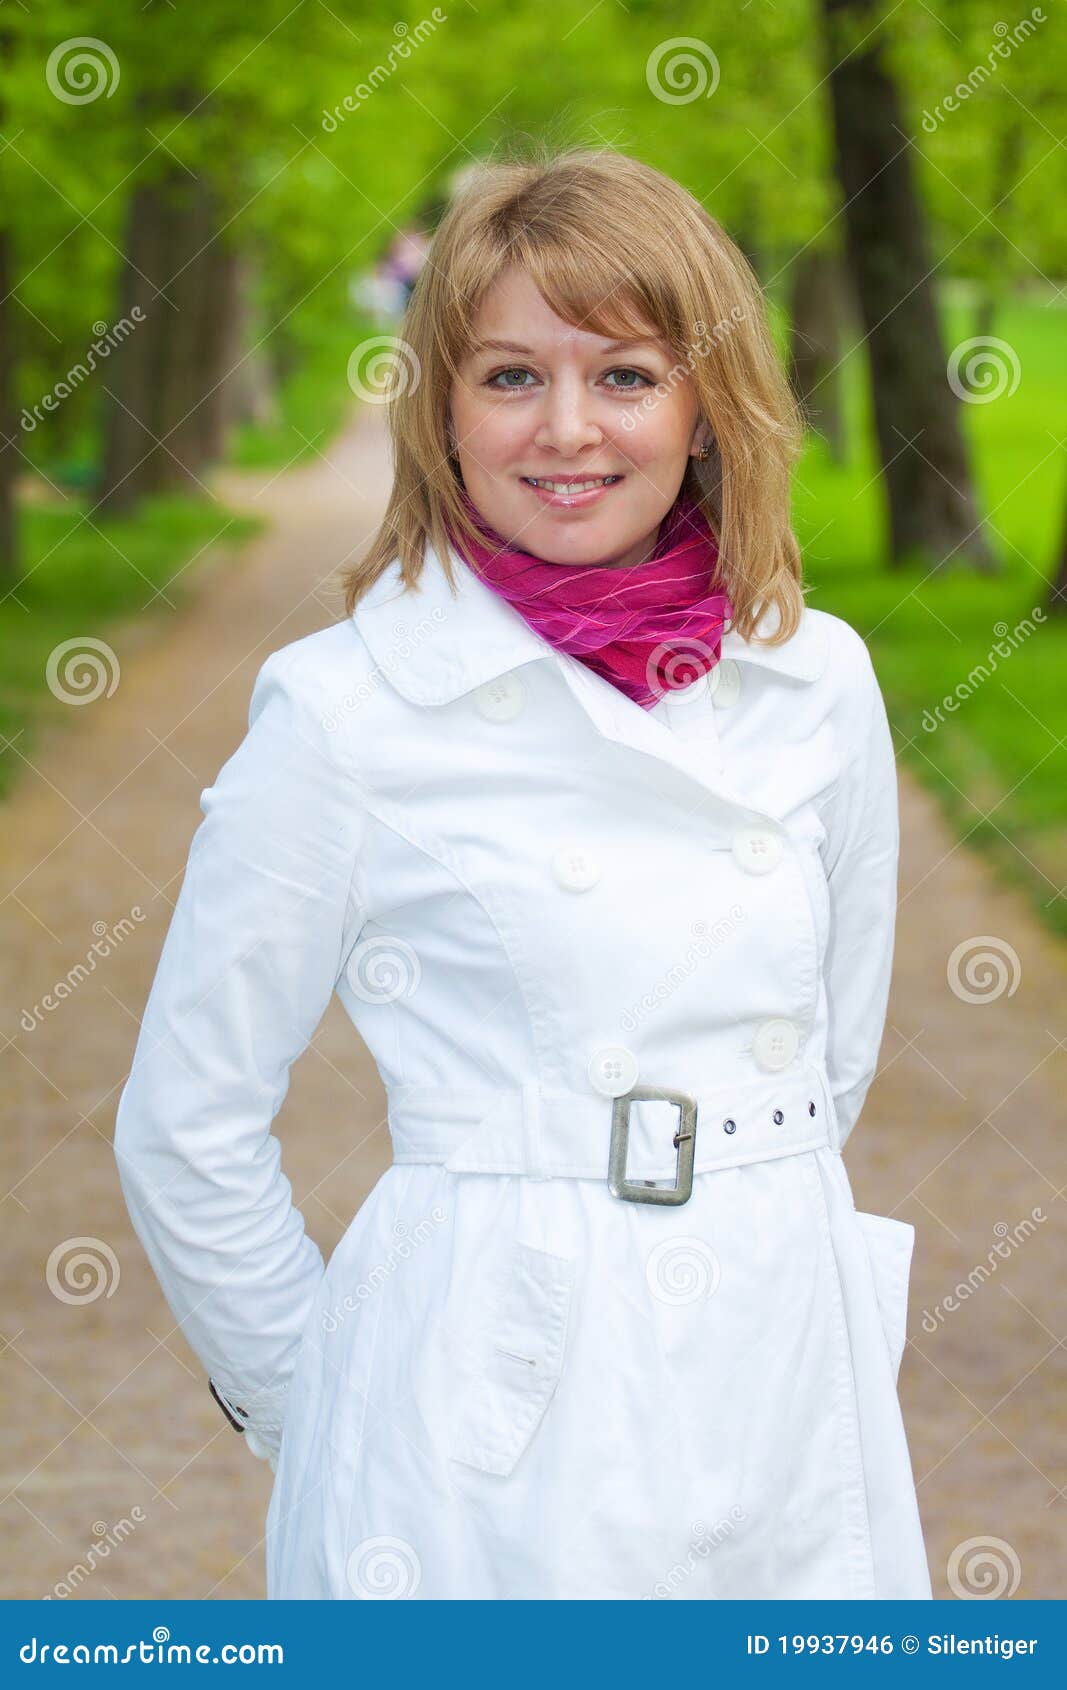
[853,1210,915,1384]
[446,1240,576,1477]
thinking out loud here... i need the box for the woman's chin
[516,519,649,570]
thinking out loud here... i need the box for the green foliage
[800,290,1067,936]
[4,0,1064,473]
[1,0,1065,923]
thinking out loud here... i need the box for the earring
[696,440,711,461]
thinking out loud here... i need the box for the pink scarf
[447,490,733,710]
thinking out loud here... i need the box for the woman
[113,147,933,1600]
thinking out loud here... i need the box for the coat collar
[350,540,828,708]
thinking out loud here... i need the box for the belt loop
[520,1080,546,1179]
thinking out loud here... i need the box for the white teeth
[527,477,618,493]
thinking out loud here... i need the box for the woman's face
[449,266,709,569]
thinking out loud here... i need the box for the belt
[387,1065,838,1206]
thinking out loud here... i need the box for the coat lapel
[350,541,829,823]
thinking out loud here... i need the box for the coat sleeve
[821,638,900,1152]
[112,646,368,1468]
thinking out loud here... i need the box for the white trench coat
[113,539,933,1601]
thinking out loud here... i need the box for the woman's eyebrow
[468,336,664,357]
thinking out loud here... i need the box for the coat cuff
[208,1376,288,1471]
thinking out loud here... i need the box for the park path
[1,405,1063,1599]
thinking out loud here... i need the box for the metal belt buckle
[608,1085,698,1205]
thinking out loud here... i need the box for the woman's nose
[532,377,604,456]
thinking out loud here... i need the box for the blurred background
[0,0,1064,1600]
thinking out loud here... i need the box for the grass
[0,495,261,800]
[797,289,1067,936]
[0,300,377,801]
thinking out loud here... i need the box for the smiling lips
[524,475,622,491]
[521,474,624,507]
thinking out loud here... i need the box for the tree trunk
[198,238,243,460]
[0,221,16,587]
[972,115,1026,344]
[820,0,996,572]
[221,251,279,432]
[789,249,848,461]
[158,171,225,488]
[99,87,238,512]
[0,19,17,584]
[97,176,177,513]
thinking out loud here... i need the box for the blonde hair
[341,144,807,644]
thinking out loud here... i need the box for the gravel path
[1,406,1062,1600]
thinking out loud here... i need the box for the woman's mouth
[521,475,624,509]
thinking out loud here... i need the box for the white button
[732,826,784,875]
[752,1018,800,1071]
[588,1045,639,1097]
[709,659,740,707]
[474,674,526,721]
[551,845,600,892]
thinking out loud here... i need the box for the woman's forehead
[463,267,669,356]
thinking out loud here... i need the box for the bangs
[447,224,685,369]
[525,238,675,347]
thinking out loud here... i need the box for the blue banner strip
[3,1599,1064,1680]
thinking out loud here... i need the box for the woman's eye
[603,368,652,391]
[486,368,537,389]
[483,366,653,392]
